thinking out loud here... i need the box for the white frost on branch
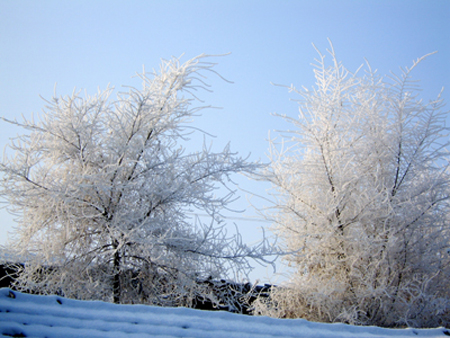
[0,55,278,307]
[254,42,450,328]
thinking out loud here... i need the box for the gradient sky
[1,0,449,283]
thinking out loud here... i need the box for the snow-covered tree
[0,55,274,306]
[254,43,450,327]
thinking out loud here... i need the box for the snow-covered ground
[0,288,448,338]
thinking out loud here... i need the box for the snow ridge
[0,288,448,338]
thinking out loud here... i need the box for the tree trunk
[112,242,121,304]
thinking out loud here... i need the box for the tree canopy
[0,55,275,306]
[254,43,450,328]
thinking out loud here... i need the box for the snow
[0,288,448,338]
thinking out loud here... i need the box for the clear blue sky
[1,0,449,282]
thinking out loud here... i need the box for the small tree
[254,43,450,327]
[0,55,273,306]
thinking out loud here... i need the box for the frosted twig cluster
[254,42,450,328]
[0,55,276,307]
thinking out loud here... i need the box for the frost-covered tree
[0,55,274,306]
[254,43,450,327]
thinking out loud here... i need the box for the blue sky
[1,0,449,282]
